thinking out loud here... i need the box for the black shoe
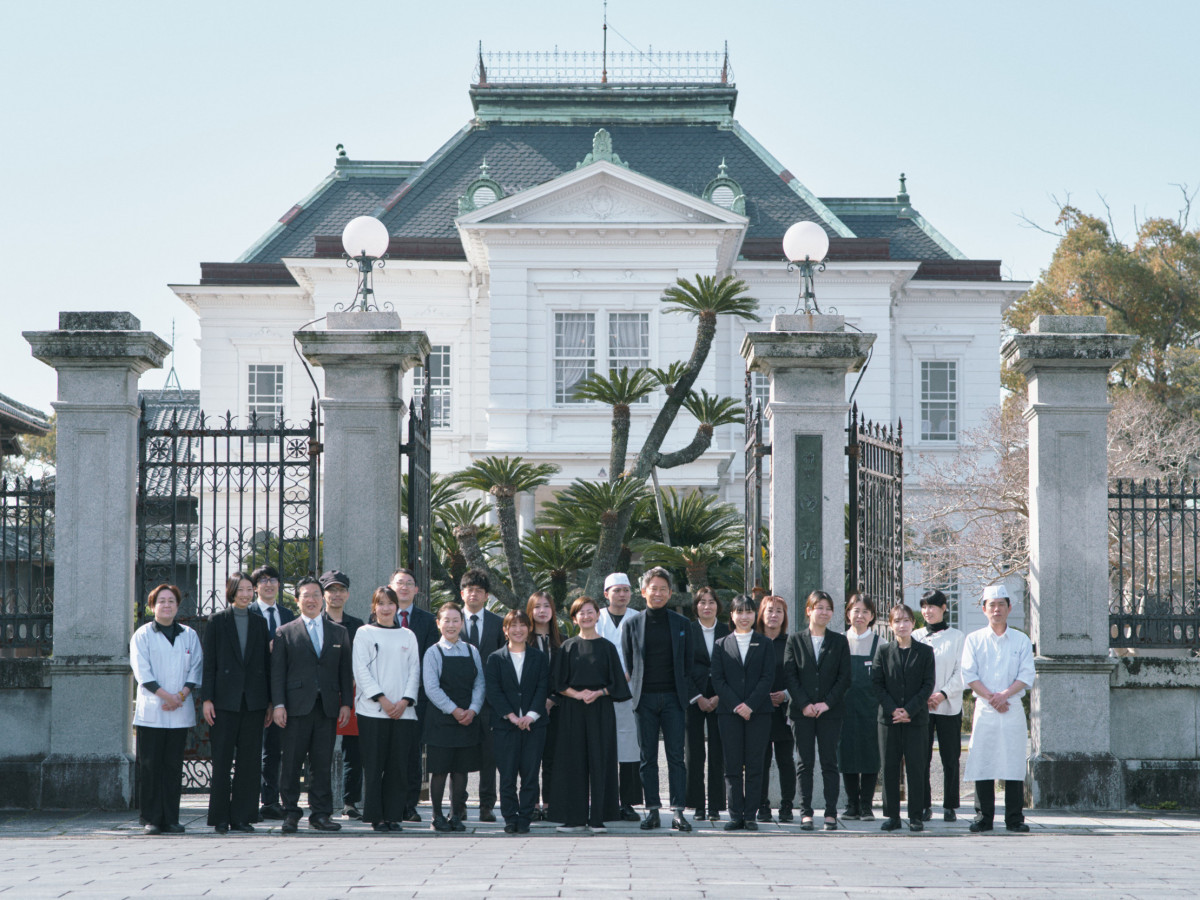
[281,816,299,834]
[639,809,661,830]
[908,820,924,832]
[671,812,692,832]
[343,805,362,820]
[478,808,496,823]
[260,803,285,820]
[708,811,721,822]
[860,810,876,821]
[1006,822,1030,833]
[723,819,745,831]
[165,824,185,834]
[695,807,706,820]
[756,807,774,823]
[842,809,861,821]
[372,822,390,832]
[800,818,814,831]
[404,808,421,823]
[517,822,530,834]
[743,820,758,831]
[388,822,403,832]
[944,809,957,823]
[969,820,993,833]
[213,823,228,834]
[921,807,933,822]
[230,822,255,833]
[309,815,341,832]
[142,824,161,836]
[881,818,902,832]
[824,819,838,831]
[531,807,545,822]
[504,822,518,834]
[432,815,452,833]
[777,807,794,823]
[450,816,466,832]
[620,805,641,822]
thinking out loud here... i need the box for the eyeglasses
[257,577,279,585]
[391,580,417,588]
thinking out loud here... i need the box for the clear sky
[2,0,1196,414]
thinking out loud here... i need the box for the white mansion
[170,52,1029,625]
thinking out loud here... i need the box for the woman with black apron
[839,593,881,820]
[421,602,486,832]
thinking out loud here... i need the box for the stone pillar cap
[741,329,875,374]
[24,311,170,374]
[1002,316,1134,373]
[296,327,430,371]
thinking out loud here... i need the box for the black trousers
[469,707,497,812]
[792,715,842,818]
[685,704,725,813]
[636,692,687,810]
[842,772,877,814]
[279,708,337,818]
[717,714,771,822]
[923,712,962,810]
[880,720,927,823]
[975,779,1025,828]
[261,720,283,806]
[536,706,559,809]
[342,734,361,808]
[358,716,416,825]
[619,762,643,808]
[136,726,188,828]
[207,702,265,826]
[759,731,796,812]
[493,725,547,827]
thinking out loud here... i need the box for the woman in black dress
[755,594,795,823]
[686,586,728,823]
[526,590,563,820]
[548,595,631,833]
[839,593,881,820]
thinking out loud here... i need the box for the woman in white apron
[130,584,203,835]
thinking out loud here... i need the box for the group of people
[130,563,1035,836]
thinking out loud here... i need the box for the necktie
[308,618,322,656]
[469,614,480,646]
[267,606,277,636]
[401,609,409,629]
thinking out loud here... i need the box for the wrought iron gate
[400,379,433,610]
[135,398,322,791]
[846,403,904,620]
[744,371,769,596]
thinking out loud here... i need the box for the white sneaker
[589,825,607,834]
[556,825,587,833]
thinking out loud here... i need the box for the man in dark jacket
[271,576,353,833]
[320,570,365,819]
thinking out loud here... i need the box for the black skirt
[426,742,482,775]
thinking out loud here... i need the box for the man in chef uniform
[961,583,1036,832]
[595,572,644,821]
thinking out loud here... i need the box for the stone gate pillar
[741,315,875,625]
[24,312,170,808]
[1003,315,1134,808]
[296,311,429,620]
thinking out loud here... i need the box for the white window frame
[920,359,959,443]
[247,363,284,433]
[552,308,654,406]
[416,345,452,429]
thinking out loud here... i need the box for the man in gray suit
[271,576,353,833]
[622,567,701,832]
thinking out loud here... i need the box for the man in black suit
[871,603,936,832]
[459,568,505,822]
[621,566,701,832]
[320,570,365,819]
[271,575,353,833]
[388,567,438,822]
[202,572,273,833]
[249,564,294,820]
[484,615,549,834]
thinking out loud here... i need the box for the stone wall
[0,659,50,807]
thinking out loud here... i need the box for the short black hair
[460,568,490,593]
[225,572,253,605]
[251,565,281,586]
[920,589,948,608]
[295,575,320,591]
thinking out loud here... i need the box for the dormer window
[457,159,506,214]
[703,158,745,213]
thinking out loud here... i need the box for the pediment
[456,160,746,228]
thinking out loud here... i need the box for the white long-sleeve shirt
[913,625,966,715]
[353,624,420,721]
[961,626,1036,701]
[130,621,203,728]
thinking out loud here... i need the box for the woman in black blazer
[485,610,550,834]
[686,587,730,822]
[783,590,852,830]
[526,591,563,821]
[755,594,795,823]
[871,603,936,832]
[709,595,775,831]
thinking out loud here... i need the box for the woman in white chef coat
[130,583,203,835]
[961,583,1035,833]
[913,589,965,823]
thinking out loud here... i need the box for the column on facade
[1003,314,1134,808]
[741,314,874,627]
[296,311,430,621]
[24,312,170,807]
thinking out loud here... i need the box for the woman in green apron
[421,602,486,832]
[838,593,881,820]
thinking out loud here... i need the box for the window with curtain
[555,313,596,403]
[920,360,957,441]
[609,312,650,402]
[247,364,283,431]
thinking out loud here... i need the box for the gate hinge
[308,439,324,456]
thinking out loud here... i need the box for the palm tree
[571,366,659,478]
[433,498,499,597]
[455,456,559,608]
[540,477,648,557]
[521,529,590,610]
[637,542,738,594]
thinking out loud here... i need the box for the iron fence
[401,382,433,611]
[0,475,53,656]
[744,370,768,596]
[846,404,904,625]
[1110,478,1200,649]
[475,49,733,85]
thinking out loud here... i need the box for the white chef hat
[982,583,1010,602]
[603,572,631,591]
